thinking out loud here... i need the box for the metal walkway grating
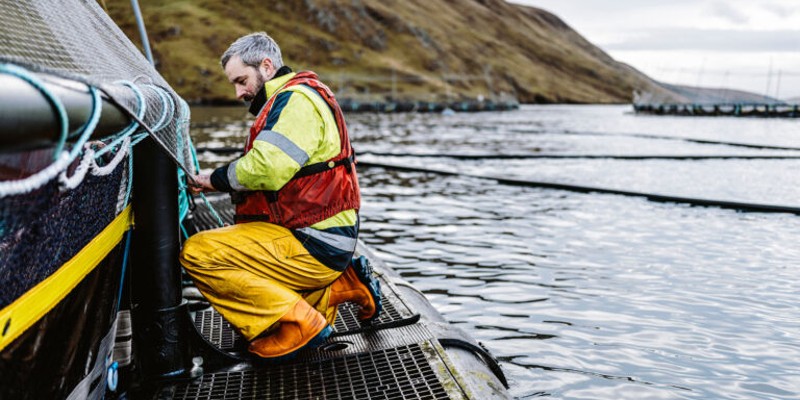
[162,344,450,400]
[333,297,408,335]
[194,309,246,351]
[181,195,459,399]
[195,297,412,350]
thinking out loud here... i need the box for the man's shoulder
[268,85,315,112]
[280,84,333,119]
[283,84,324,103]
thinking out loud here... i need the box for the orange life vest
[234,71,360,228]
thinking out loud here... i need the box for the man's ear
[261,58,274,75]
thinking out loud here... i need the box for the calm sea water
[191,105,800,399]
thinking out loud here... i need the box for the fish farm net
[0,149,129,308]
[0,0,193,170]
[0,1,193,306]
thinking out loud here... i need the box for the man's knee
[180,230,217,269]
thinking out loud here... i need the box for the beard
[243,69,269,104]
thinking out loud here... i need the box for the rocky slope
[105,0,674,104]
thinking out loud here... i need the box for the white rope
[92,137,130,176]
[59,147,95,191]
[0,152,71,198]
[1,140,133,198]
[0,85,102,198]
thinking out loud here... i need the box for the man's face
[224,55,272,103]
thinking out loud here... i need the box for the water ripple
[192,105,800,399]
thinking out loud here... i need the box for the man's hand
[188,174,215,195]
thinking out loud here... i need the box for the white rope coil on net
[0,152,72,198]
[1,136,133,197]
[93,137,131,176]
[58,147,94,191]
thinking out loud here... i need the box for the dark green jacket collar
[248,65,293,116]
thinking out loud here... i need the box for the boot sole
[352,256,383,323]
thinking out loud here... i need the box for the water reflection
[191,105,800,399]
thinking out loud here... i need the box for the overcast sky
[509,0,800,99]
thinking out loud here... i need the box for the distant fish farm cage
[339,99,520,113]
[633,103,800,118]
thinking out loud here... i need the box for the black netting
[1,0,194,306]
[0,152,127,308]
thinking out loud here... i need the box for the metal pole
[130,136,194,379]
[391,67,396,101]
[130,0,155,65]
[0,73,130,151]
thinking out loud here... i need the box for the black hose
[359,152,800,160]
[194,146,241,154]
[359,160,800,215]
[562,130,800,151]
[195,147,800,160]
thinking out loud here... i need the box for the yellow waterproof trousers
[180,222,342,341]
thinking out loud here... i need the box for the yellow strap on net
[0,205,132,351]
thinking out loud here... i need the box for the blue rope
[200,192,225,227]
[117,134,147,210]
[93,81,148,209]
[182,117,225,229]
[130,132,148,146]
[94,131,130,159]
[94,81,147,160]
[115,230,132,313]
[146,85,175,131]
[69,86,103,160]
[113,80,147,138]
[0,63,69,159]
[173,98,224,235]
[176,98,191,233]
[1,66,221,244]
[181,100,225,228]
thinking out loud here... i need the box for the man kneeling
[181,32,381,360]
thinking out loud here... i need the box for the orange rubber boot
[329,256,382,322]
[248,299,332,360]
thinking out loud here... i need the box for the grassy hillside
[104,0,672,104]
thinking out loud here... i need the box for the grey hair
[220,32,284,69]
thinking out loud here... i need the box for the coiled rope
[144,84,175,131]
[0,64,208,222]
[0,64,101,197]
[92,80,147,160]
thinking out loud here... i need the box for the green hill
[104,0,672,104]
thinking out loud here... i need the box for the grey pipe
[0,73,131,152]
